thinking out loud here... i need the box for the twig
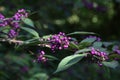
[0,38,24,44]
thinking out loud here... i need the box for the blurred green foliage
[0,0,120,80]
[0,0,120,40]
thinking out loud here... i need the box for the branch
[0,38,24,44]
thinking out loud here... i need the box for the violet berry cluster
[13,9,28,21]
[0,9,28,38]
[34,50,47,63]
[0,13,7,26]
[113,45,120,55]
[90,48,108,61]
[47,32,71,51]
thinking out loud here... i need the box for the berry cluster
[13,9,28,21]
[47,32,71,51]
[35,50,47,63]
[90,47,108,61]
[0,13,8,26]
[0,9,28,38]
[113,45,120,55]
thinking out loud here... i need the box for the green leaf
[69,42,79,49]
[78,42,91,48]
[102,42,113,47]
[54,54,86,73]
[44,55,58,60]
[22,18,34,27]
[67,31,96,35]
[80,38,96,43]
[75,48,91,54]
[23,38,40,45]
[42,34,52,39]
[21,27,39,38]
[1,26,11,33]
[102,60,119,69]
[93,42,103,47]
[24,38,39,43]
[78,38,96,48]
